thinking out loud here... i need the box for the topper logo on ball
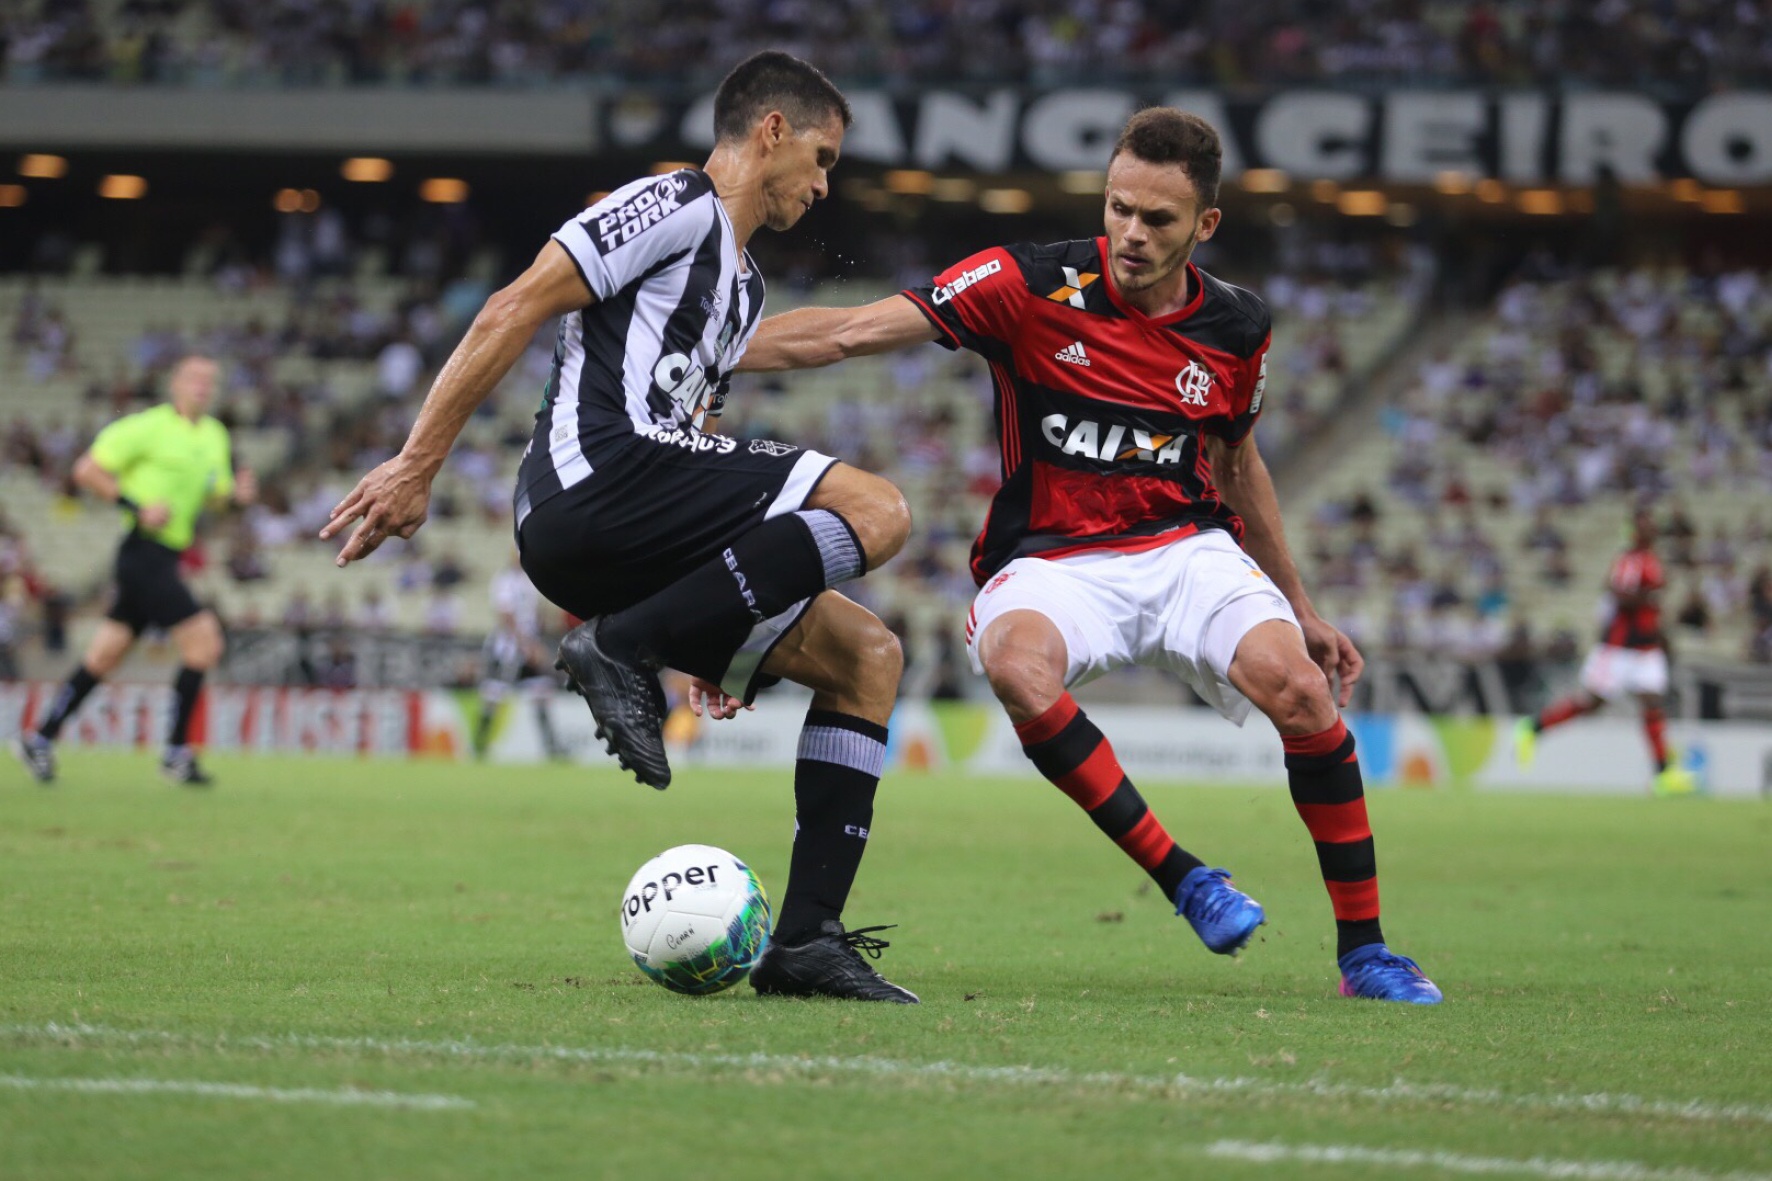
[621,863,720,927]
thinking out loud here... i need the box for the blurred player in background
[475,551,565,761]
[11,355,255,787]
[741,106,1441,1003]
[322,52,918,1002]
[1516,510,1697,796]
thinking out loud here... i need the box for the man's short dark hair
[713,52,852,143]
[1110,107,1223,209]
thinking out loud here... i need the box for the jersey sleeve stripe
[901,290,964,348]
[989,358,1020,472]
[549,233,596,299]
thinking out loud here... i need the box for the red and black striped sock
[1535,696,1594,732]
[1015,694,1202,900]
[1283,718,1384,959]
[1642,707,1669,771]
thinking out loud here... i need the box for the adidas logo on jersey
[1055,341,1091,366]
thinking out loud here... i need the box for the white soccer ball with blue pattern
[619,844,771,995]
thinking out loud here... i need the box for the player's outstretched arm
[322,241,593,566]
[738,295,938,372]
[1206,433,1363,705]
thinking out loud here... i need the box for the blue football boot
[1175,866,1266,955]
[1338,943,1443,1004]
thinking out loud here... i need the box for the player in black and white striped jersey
[324,52,917,1002]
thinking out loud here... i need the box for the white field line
[1206,1140,1772,1181]
[6,1021,1769,1128]
[0,1073,473,1111]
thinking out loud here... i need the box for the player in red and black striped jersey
[1515,511,1697,795]
[898,234,1269,582]
[742,107,1439,1002]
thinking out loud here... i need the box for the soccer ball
[618,844,771,995]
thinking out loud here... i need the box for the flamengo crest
[1175,360,1214,406]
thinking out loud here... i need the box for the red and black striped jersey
[1602,547,1665,649]
[902,238,1271,586]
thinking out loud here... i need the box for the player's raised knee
[1251,660,1335,734]
[979,648,1060,722]
[860,617,905,684]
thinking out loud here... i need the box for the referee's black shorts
[106,532,204,634]
[516,431,837,621]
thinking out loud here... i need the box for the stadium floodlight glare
[341,157,393,182]
[1700,190,1744,214]
[884,169,936,195]
[18,154,67,179]
[930,177,976,202]
[1433,170,1474,195]
[1386,202,1418,226]
[1669,178,1704,203]
[1058,170,1105,195]
[1239,168,1289,193]
[1336,190,1387,216]
[1517,189,1563,215]
[420,177,470,203]
[98,174,148,199]
[650,161,694,175]
[585,190,610,207]
[1474,179,1507,204]
[979,188,1033,214]
[1309,179,1339,203]
[0,184,25,207]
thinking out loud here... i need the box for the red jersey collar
[1095,237,1204,326]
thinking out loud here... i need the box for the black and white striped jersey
[514,168,766,526]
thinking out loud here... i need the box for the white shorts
[1578,644,1669,699]
[964,530,1299,724]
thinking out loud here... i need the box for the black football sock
[533,699,561,758]
[774,710,887,946]
[599,510,864,684]
[37,665,101,741]
[167,667,205,748]
[473,701,496,757]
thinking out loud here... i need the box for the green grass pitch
[2,752,1768,1180]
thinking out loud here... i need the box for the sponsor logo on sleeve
[1250,355,1267,414]
[931,258,1003,306]
[592,173,692,252]
[747,439,798,457]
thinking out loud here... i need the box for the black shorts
[515,432,837,621]
[106,532,203,634]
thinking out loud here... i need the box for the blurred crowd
[1308,262,1772,668]
[6,209,1771,694]
[4,0,1768,90]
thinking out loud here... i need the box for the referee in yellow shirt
[12,355,255,786]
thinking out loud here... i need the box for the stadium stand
[0,234,1418,687]
[2,0,1768,89]
[1296,264,1772,669]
